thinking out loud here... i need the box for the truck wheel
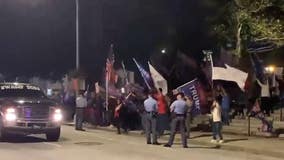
[46,127,61,142]
[0,119,9,141]
[0,128,9,141]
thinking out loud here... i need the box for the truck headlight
[5,108,17,121]
[53,109,63,122]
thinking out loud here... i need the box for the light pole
[75,0,80,70]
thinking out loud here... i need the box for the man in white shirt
[211,96,223,143]
[75,91,87,131]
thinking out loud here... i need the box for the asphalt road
[0,125,282,160]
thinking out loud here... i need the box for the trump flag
[176,78,208,116]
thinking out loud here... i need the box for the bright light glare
[6,108,15,113]
[53,114,63,122]
[269,66,275,72]
[121,87,126,94]
[55,109,61,114]
[5,113,16,121]
[53,108,62,122]
[18,100,25,104]
[265,66,275,73]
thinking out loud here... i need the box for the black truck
[0,83,62,141]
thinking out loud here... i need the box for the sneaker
[183,146,189,148]
[210,139,217,143]
[152,142,161,145]
[219,140,224,144]
[164,144,171,148]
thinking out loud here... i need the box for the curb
[64,123,284,159]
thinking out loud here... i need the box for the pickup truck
[0,83,62,141]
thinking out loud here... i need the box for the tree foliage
[207,0,284,57]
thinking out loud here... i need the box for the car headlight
[53,109,63,122]
[5,108,17,121]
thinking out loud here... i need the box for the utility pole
[75,0,80,70]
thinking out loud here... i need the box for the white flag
[213,64,248,91]
[148,62,168,95]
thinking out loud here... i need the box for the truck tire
[46,127,61,142]
[0,118,8,141]
[0,128,9,141]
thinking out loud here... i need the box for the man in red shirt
[155,88,169,136]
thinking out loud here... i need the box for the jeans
[140,113,146,131]
[167,116,187,147]
[212,121,223,140]
[157,113,169,135]
[114,117,122,134]
[145,114,158,143]
[185,113,191,138]
[222,110,230,125]
[75,108,84,130]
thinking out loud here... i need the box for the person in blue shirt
[220,87,230,125]
[143,91,160,145]
[164,92,188,148]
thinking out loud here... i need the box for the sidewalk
[65,122,284,159]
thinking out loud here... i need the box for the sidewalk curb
[64,123,284,159]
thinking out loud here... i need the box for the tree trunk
[236,23,242,59]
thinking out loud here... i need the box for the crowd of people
[60,86,230,147]
[57,76,284,148]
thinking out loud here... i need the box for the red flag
[72,78,79,92]
[105,44,117,84]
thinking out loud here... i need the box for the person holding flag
[155,88,169,136]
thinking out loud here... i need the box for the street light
[265,66,275,73]
[75,0,80,70]
[161,48,166,54]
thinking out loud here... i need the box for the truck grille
[18,106,50,119]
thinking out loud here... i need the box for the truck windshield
[0,85,45,98]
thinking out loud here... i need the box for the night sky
[0,0,215,79]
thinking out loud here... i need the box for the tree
[208,0,284,58]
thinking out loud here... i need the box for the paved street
[0,125,282,160]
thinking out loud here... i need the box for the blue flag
[250,53,265,83]
[133,58,153,89]
[176,78,209,116]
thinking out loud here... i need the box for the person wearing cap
[164,93,188,148]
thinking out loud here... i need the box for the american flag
[106,44,117,84]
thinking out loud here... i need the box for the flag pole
[121,61,129,85]
[105,66,109,111]
[209,52,214,88]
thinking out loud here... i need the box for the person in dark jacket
[114,99,124,134]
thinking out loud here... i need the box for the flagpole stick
[209,52,214,89]
[106,70,109,111]
[122,61,129,85]
[248,116,251,136]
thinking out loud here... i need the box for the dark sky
[0,0,214,79]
